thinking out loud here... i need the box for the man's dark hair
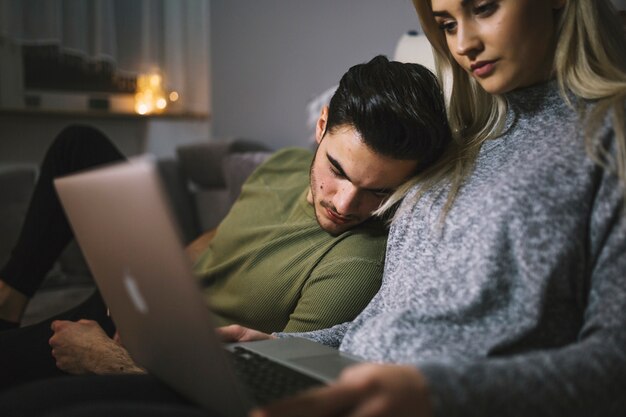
[326,55,452,172]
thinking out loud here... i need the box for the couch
[0,140,272,325]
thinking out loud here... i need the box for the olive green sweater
[193,148,387,333]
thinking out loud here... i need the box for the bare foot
[0,280,29,324]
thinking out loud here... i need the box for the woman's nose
[455,20,483,58]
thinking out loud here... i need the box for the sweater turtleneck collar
[503,79,564,116]
[486,80,569,147]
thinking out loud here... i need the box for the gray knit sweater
[281,81,626,417]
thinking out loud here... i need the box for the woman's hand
[250,363,433,417]
[216,324,277,342]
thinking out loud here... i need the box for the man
[0,55,452,388]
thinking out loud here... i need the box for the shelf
[0,107,209,121]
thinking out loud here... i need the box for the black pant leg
[0,125,126,297]
[44,403,210,417]
[0,291,114,392]
[0,374,209,417]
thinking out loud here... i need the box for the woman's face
[430,0,565,94]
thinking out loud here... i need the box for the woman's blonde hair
[377,0,626,219]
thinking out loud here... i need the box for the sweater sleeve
[274,322,351,348]
[280,256,383,333]
[419,166,626,417]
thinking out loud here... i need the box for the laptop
[53,156,362,417]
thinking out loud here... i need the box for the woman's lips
[471,61,496,77]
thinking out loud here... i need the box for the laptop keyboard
[228,346,323,404]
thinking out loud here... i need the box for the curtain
[0,0,209,113]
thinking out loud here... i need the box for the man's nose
[333,185,360,215]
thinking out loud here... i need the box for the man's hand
[250,363,433,417]
[216,324,276,343]
[49,319,144,375]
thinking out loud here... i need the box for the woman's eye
[438,20,457,34]
[473,2,497,16]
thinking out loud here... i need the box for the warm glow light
[150,74,162,87]
[136,103,148,115]
[156,97,167,109]
[134,71,170,115]
[169,91,179,102]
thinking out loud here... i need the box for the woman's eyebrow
[432,0,471,17]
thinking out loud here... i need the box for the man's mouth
[322,204,353,225]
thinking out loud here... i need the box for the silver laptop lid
[54,157,253,417]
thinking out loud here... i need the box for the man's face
[307,107,419,236]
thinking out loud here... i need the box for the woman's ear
[315,106,329,145]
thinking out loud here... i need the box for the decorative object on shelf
[21,44,136,94]
[134,71,179,115]
[0,1,208,114]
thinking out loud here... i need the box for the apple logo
[123,268,149,314]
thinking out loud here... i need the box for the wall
[210,0,421,150]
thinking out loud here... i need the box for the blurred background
[0,0,421,159]
[0,0,423,323]
[1,1,623,324]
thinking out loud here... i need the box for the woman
[225,1,626,416]
[1,1,625,416]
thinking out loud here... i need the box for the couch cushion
[194,189,233,232]
[223,152,273,203]
[177,139,269,188]
[192,152,273,232]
